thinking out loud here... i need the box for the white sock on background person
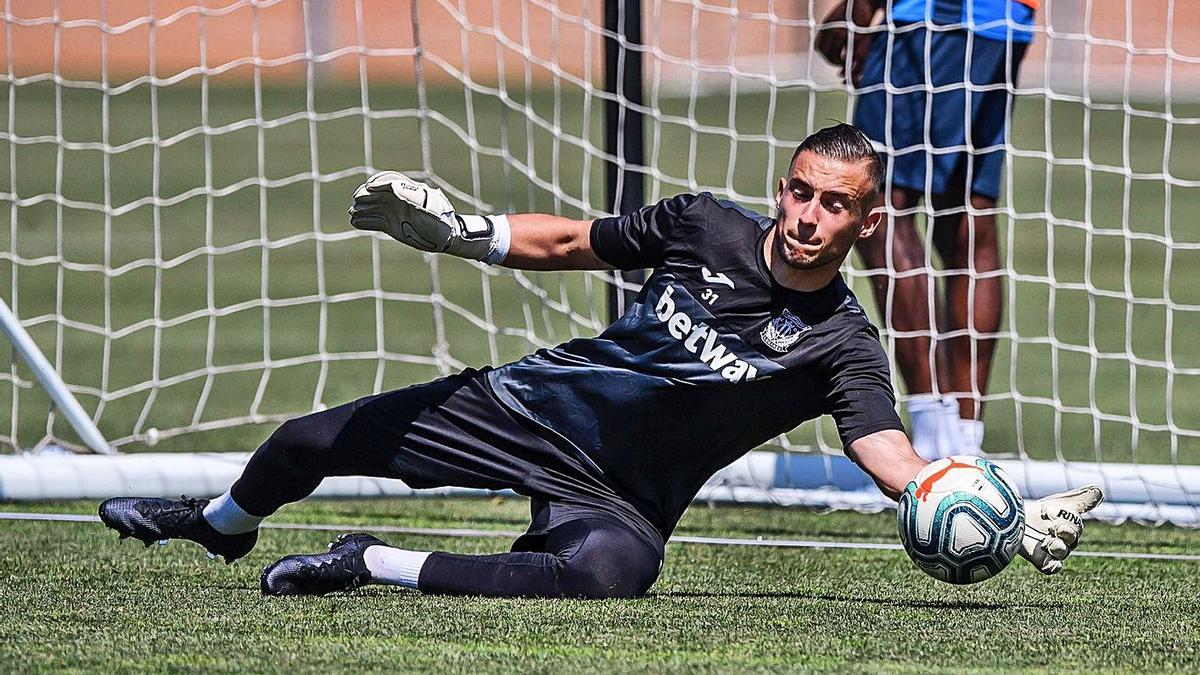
[959,418,985,455]
[937,398,963,458]
[363,546,430,589]
[906,395,943,461]
[201,491,263,535]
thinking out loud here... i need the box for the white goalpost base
[3,450,1195,526]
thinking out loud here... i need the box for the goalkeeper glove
[348,171,510,264]
[1019,485,1104,574]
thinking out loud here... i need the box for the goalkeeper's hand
[348,171,508,264]
[1019,485,1104,574]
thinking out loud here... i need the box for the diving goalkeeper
[99,124,1100,598]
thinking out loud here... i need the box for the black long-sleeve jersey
[487,192,904,537]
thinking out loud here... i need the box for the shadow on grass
[215,585,264,593]
[651,590,1052,611]
[672,528,891,542]
[224,586,1049,609]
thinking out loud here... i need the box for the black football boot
[98,496,258,564]
[260,532,386,596]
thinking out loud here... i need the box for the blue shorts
[853,24,1029,201]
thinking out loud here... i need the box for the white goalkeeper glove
[348,171,510,264]
[1019,485,1104,575]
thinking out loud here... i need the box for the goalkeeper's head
[772,123,885,273]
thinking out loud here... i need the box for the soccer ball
[897,456,1025,584]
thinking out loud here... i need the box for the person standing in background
[816,0,1036,459]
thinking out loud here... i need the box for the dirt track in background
[3,1,1195,94]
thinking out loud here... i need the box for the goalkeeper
[100,124,1100,599]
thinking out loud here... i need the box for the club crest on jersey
[760,309,811,353]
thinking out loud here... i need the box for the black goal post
[603,0,646,323]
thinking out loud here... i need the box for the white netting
[1,1,1197,522]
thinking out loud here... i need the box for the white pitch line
[3,511,1199,562]
[1,512,99,523]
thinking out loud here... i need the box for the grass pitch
[2,497,1198,672]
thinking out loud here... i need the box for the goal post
[0,296,112,454]
[603,0,647,320]
[1,0,1198,525]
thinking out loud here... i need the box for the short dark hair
[791,123,884,211]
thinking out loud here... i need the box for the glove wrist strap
[446,214,511,265]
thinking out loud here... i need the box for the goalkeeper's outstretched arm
[845,429,927,501]
[347,171,610,271]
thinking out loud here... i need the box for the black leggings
[228,371,663,599]
[421,517,661,599]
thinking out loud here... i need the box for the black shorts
[329,368,664,554]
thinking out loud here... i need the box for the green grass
[1,497,1198,672]
[3,80,1200,464]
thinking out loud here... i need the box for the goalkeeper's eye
[824,199,846,214]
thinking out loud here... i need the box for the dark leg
[855,186,939,395]
[229,375,472,517]
[931,192,1002,421]
[98,389,415,564]
[418,518,662,599]
[228,397,386,517]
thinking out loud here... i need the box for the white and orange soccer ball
[897,456,1025,585]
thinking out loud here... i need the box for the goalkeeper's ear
[855,177,885,240]
[858,204,884,240]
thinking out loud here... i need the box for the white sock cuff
[907,396,942,461]
[201,491,263,535]
[959,419,985,453]
[363,546,431,590]
[906,394,943,413]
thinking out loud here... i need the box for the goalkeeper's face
[773,150,882,271]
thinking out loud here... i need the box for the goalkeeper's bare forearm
[501,214,610,271]
[845,429,928,501]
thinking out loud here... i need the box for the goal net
[1,0,1197,524]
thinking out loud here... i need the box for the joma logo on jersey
[655,286,758,383]
[701,267,735,289]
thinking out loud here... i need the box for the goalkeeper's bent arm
[847,429,1104,574]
